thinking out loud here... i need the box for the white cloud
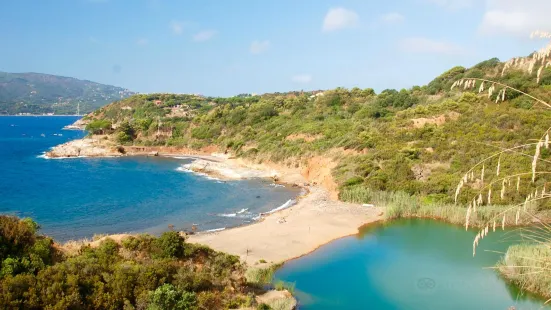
[136,38,148,46]
[193,30,217,42]
[478,0,551,36]
[322,7,359,32]
[291,74,312,83]
[425,0,474,9]
[250,40,271,54]
[400,37,465,54]
[170,20,184,35]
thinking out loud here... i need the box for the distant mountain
[0,72,135,115]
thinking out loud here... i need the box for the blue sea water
[0,116,300,241]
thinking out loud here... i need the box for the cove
[274,219,548,310]
[0,116,301,241]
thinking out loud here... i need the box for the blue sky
[1,0,549,96]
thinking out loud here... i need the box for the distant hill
[0,72,135,115]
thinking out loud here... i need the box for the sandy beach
[188,186,383,264]
[50,136,385,264]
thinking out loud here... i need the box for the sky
[1,0,550,96]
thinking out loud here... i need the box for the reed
[245,263,283,286]
[451,32,551,300]
[497,243,551,299]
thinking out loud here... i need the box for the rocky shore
[45,138,124,158]
[62,117,89,130]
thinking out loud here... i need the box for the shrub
[155,231,185,258]
[86,119,112,134]
[149,284,197,310]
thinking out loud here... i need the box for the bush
[149,284,197,310]
[155,231,185,258]
[86,119,112,134]
[0,216,251,309]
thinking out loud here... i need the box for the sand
[188,185,383,264]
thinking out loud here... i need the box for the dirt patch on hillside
[285,133,323,142]
[411,112,461,128]
[301,156,339,199]
[412,162,451,181]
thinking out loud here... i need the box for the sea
[0,116,300,242]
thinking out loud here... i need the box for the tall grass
[265,297,296,310]
[498,243,551,299]
[341,186,538,227]
[245,263,283,287]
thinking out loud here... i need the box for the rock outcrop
[46,138,123,158]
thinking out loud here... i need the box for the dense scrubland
[85,56,551,211]
[0,216,281,309]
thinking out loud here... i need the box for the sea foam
[176,165,222,181]
[261,199,296,215]
[204,227,226,233]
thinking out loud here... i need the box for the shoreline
[187,185,384,264]
[0,115,83,117]
[49,137,384,265]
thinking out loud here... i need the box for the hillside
[80,51,551,207]
[0,72,135,115]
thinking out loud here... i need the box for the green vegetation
[83,54,551,211]
[0,71,134,115]
[245,264,282,287]
[0,215,262,309]
[85,119,112,135]
[273,280,295,294]
[342,186,538,227]
[498,243,551,299]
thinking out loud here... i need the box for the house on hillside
[154,100,163,106]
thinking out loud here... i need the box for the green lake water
[274,219,547,310]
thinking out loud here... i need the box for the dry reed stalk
[455,179,464,203]
[537,66,544,84]
[456,78,551,109]
[497,155,501,176]
[532,142,542,182]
